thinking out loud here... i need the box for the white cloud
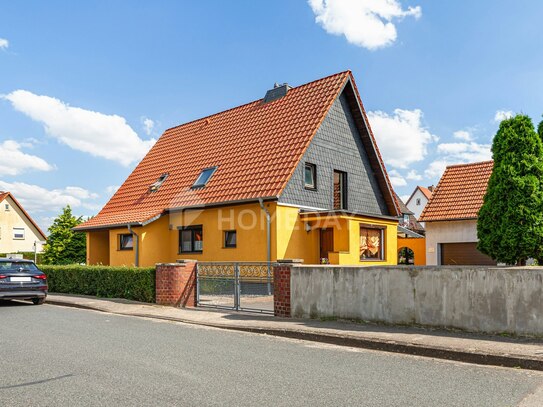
[494,110,513,123]
[425,141,491,179]
[406,169,422,181]
[424,159,450,178]
[388,169,407,187]
[0,139,53,176]
[0,38,8,50]
[0,180,99,213]
[142,117,155,136]
[106,185,120,194]
[3,90,156,166]
[436,141,491,163]
[400,194,410,204]
[453,130,472,141]
[368,108,437,169]
[308,0,421,50]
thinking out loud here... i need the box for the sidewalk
[46,293,543,371]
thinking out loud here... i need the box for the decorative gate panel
[196,262,273,314]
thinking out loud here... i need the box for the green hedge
[40,265,156,303]
[1,252,44,264]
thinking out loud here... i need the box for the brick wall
[273,260,302,317]
[156,261,197,307]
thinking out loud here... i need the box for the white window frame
[13,227,25,240]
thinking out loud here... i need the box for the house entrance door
[320,228,334,262]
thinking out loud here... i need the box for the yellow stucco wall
[168,202,276,264]
[109,228,137,266]
[87,230,110,265]
[397,237,426,266]
[86,202,398,267]
[328,216,398,266]
[0,196,46,253]
[275,204,320,264]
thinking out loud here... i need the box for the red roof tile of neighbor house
[0,191,47,239]
[76,71,399,230]
[419,160,493,222]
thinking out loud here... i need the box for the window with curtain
[360,226,384,260]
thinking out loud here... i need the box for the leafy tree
[42,206,86,265]
[477,115,543,265]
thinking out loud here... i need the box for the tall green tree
[477,115,543,265]
[42,206,86,265]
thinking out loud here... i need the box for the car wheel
[32,298,45,305]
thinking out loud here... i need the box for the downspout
[127,224,140,267]
[259,198,272,295]
[258,198,271,264]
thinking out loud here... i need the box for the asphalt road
[1,301,543,407]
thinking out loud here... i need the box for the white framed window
[416,198,421,205]
[304,163,317,190]
[5,203,9,211]
[13,228,25,240]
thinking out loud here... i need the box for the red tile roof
[419,161,493,222]
[77,71,399,230]
[0,192,47,239]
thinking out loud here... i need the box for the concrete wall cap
[276,259,304,264]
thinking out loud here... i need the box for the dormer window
[192,167,217,188]
[149,173,168,192]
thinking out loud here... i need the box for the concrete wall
[425,220,477,265]
[291,265,543,336]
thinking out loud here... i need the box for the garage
[440,242,497,266]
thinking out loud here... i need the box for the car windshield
[0,262,39,272]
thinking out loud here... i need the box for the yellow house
[76,71,400,266]
[0,192,47,254]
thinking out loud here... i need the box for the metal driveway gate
[196,262,273,314]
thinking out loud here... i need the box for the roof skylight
[149,173,168,192]
[192,167,217,188]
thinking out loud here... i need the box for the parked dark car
[0,258,47,305]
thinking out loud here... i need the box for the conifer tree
[42,206,86,265]
[477,115,543,264]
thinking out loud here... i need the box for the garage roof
[419,160,493,222]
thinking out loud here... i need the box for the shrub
[40,265,156,303]
[0,252,44,264]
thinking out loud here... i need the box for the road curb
[46,299,543,371]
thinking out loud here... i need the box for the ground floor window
[179,226,203,253]
[119,233,133,250]
[224,230,237,248]
[360,226,384,260]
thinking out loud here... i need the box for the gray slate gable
[278,90,389,216]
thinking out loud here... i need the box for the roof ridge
[446,160,494,169]
[163,70,352,133]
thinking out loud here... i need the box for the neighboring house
[395,193,426,266]
[406,185,433,224]
[419,161,496,266]
[0,192,47,254]
[396,193,424,236]
[75,71,400,267]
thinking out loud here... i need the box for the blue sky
[1,0,543,231]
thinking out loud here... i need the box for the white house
[405,185,433,222]
[419,161,496,266]
[0,192,47,254]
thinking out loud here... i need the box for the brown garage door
[440,242,497,266]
